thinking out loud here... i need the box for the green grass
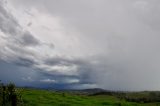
[19,88,160,106]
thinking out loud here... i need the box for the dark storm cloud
[2,0,160,90]
[31,55,100,88]
[14,57,36,67]
[44,56,89,67]
[0,0,56,86]
[0,0,94,89]
[0,60,37,86]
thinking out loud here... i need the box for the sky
[0,0,160,91]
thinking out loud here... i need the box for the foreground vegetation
[0,81,23,106]
[1,82,160,106]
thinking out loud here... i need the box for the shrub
[0,81,23,106]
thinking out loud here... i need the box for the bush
[0,81,23,106]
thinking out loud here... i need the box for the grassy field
[19,88,160,106]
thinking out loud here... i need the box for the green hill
[19,88,160,106]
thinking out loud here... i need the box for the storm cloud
[0,0,160,91]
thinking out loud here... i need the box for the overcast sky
[0,0,160,91]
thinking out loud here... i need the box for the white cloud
[62,78,80,84]
[22,76,34,82]
[40,79,57,83]
[73,84,98,89]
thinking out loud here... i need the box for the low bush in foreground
[0,81,23,106]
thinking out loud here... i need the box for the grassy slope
[20,88,160,106]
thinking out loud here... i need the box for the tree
[7,83,17,106]
[0,81,19,106]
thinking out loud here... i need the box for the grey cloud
[35,56,99,87]
[0,0,41,48]
[0,0,87,88]
[44,56,85,66]
[0,60,38,86]
[53,58,97,84]
[0,0,56,87]
[0,4,20,36]
[132,0,160,30]
[2,0,160,90]
[14,57,36,67]
[27,22,32,27]
[0,0,53,66]
[21,31,40,46]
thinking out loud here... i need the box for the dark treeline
[91,90,160,103]
[124,92,160,103]
[0,80,23,106]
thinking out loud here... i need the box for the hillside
[19,88,160,106]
